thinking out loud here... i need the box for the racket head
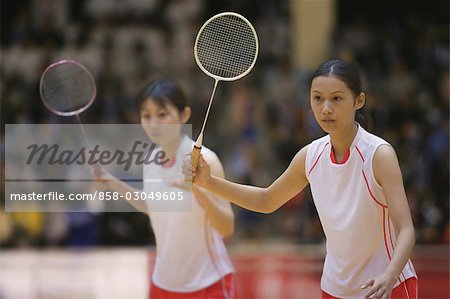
[39,60,97,116]
[194,12,259,82]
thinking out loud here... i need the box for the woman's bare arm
[93,167,148,214]
[186,145,309,213]
[193,151,234,238]
[362,144,415,299]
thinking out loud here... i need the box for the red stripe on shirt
[308,142,329,176]
[388,212,407,283]
[330,147,350,164]
[362,169,387,208]
[355,146,365,162]
[383,208,392,260]
[355,145,387,208]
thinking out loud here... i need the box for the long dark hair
[310,59,370,130]
[137,79,187,113]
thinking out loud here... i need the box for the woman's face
[310,75,364,134]
[140,98,188,146]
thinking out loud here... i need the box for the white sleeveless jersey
[305,125,417,298]
[144,135,234,292]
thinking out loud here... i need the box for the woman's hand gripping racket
[189,12,259,181]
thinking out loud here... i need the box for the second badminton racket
[40,59,96,146]
[191,12,259,177]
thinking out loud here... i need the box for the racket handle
[186,145,202,183]
[191,145,202,170]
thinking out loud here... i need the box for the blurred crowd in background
[1,0,448,249]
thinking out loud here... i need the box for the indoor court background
[1,0,449,298]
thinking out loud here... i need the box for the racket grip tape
[185,145,202,183]
[191,145,202,173]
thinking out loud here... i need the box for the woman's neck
[160,135,184,161]
[330,122,358,156]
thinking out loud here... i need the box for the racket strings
[199,19,254,76]
[196,14,257,79]
[40,62,96,115]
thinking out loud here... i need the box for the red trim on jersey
[308,142,329,176]
[355,146,365,162]
[383,208,392,260]
[388,212,407,283]
[355,145,386,207]
[330,147,350,164]
[357,144,393,264]
[361,170,387,208]
[161,156,176,168]
[388,214,396,254]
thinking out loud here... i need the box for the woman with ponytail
[184,59,417,299]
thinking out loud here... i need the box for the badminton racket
[191,12,259,177]
[40,59,96,147]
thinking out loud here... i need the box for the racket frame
[39,59,97,117]
[188,12,259,181]
[193,12,259,82]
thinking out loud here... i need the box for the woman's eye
[158,112,167,117]
[333,96,342,101]
[141,114,150,119]
[313,95,321,101]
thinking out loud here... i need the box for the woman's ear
[355,92,366,110]
[180,107,191,124]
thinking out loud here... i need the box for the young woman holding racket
[183,59,418,299]
[94,79,235,299]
